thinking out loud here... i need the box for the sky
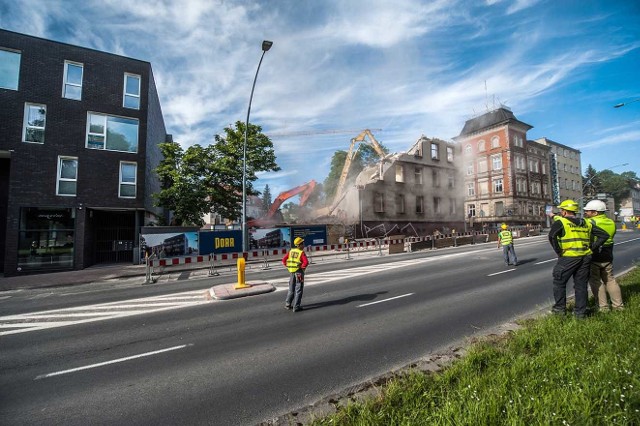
[2,0,639,200]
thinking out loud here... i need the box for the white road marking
[357,293,414,308]
[487,269,516,276]
[0,290,209,336]
[34,344,191,380]
[535,259,556,265]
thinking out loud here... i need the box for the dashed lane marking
[0,290,209,336]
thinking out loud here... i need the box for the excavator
[315,129,388,217]
[247,180,317,228]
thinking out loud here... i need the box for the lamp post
[242,40,273,254]
[613,99,640,108]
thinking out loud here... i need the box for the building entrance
[94,211,135,264]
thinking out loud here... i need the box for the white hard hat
[584,200,607,212]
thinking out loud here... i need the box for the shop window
[17,207,75,272]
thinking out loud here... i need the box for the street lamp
[613,99,640,108]
[242,40,273,254]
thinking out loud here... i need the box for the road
[1,233,639,425]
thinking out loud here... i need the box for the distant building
[0,29,168,276]
[619,182,640,223]
[337,136,465,237]
[454,107,552,228]
[534,137,582,205]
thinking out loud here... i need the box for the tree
[323,142,389,202]
[582,166,637,212]
[261,184,273,215]
[153,121,280,226]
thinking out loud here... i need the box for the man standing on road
[584,200,624,312]
[548,200,608,318]
[282,237,309,313]
[497,223,518,266]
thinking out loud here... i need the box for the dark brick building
[0,29,167,276]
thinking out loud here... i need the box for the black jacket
[548,215,609,257]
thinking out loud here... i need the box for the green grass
[313,268,640,425]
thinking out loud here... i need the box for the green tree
[153,121,280,226]
[323,143,389,202]
[261,184,273,215]
[583,166,637,212]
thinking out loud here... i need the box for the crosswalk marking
[0,289,209,336]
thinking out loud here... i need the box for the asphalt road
[1,233,639,425]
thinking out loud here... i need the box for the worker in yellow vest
[282,237,309,312]
[547,200,608,318]
[584,200,624,311]
[497,223,518,266]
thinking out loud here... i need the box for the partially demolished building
[333,136,465,238]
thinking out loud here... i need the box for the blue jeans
[285,271,304,309]
[502,244,518,265]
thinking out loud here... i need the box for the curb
[208,281,275,300]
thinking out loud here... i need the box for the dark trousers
[552,255,592,317]
[285,271,304,309]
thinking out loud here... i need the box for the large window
[467,182,475,196]
[23,103,46,143]
[448,170,455,188]
[119,161,137,198]
[57,156,78,196]
[491,136,500,148]
[0,48,21,90]
[477,158,487,173]
[432,169,440,188]
[433,197,441,214]
[468,204,476,217]
[124,73,141,109]
[395,165,404,183]
[414,167,423,184]
[17,207,75,272]
[374,192,385,213]
[87,113,139,153]
[63,61,83,100]
[446,146,454,162]
[492,154,502,170]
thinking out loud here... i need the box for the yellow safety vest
[589,214,615,247]
[556,217,592,257]
[286,248,304,272]
[498,230,513,245]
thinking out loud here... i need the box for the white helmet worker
[584,200,607,212]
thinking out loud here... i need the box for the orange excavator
[247,180,317,228]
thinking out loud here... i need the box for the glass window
[431,143,439,160]
[466,162,474,175]
[479,181,489,194]
[57,156,78,196]
[0,48,21,90]
[492,154,502,170]
[477,158,487,173]
[449,199,456,215]
[465,144,472,155]
[468,204,476,217]
[86,113,139,152]
[17,207,75,272]
[491,136,500,148]
[119,162,137,198]
[495,201,504,216]
[432,169,440,188]
[63,61,83,100]
[124,73,141,109]
[23,103,46,143]
[446,146,454,162]
[448,170,455,188]
[493,178,503,193]
[467,182,475,196]
[478,140,486,151]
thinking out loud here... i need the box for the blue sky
[2,0,639,199]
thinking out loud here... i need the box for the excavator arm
[248,180,317,227]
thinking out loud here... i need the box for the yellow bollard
[235,257,251,289]
[622,223,627,230]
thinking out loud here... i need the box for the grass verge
[313,267,640,425]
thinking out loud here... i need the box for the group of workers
[497,198,624,318]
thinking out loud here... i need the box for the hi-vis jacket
[589,214,616,263]
[548,215,608,258]
[282,248,309,273]
[498,230,513,245]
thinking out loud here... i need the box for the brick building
[454,107,552,229]
[0,29,167,276]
